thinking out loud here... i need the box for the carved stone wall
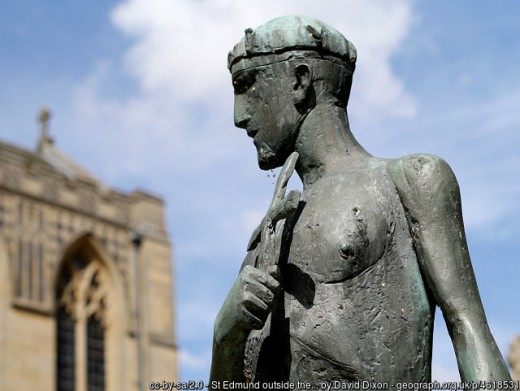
[0,138,178,390]
[0,190,131,314]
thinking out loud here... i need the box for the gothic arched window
[56,252,108,391]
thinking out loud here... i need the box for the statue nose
[234,99,250,129]
[234,116,249,129]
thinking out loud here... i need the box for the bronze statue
[210,16,511,386]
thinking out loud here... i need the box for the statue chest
[281,177,391,285]
[247,172,433,381]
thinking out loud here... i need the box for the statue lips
[246,127,258,138]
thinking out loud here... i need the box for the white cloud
[68,61,192,182]
[62,0,420,204]
[179,349,212,371]
[111,0,416,119]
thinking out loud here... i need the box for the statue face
[232,61,304,170]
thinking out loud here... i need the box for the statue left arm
[388,154,511,381]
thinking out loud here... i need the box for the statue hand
[214,265,281,346]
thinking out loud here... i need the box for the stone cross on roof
[36,107,54,149]
[38,108,51,138]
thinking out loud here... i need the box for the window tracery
[56,252,108,391]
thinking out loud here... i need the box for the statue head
[228,16,357,169]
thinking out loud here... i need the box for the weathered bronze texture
[211,15,511,386]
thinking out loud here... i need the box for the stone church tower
[0,110,178,390]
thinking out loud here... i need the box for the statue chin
[257,143,279,170]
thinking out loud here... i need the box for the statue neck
[295,103,371,188]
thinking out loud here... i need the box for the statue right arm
[209,252,280,385]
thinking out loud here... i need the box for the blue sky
[1,0,519,383]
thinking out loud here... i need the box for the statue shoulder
[386,154,460,214]
[387,154,455,184]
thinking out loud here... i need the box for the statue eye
[233,70,257,95]
[233,80,248,94]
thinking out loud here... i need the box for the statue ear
[292,64,313,111]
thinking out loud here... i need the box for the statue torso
[245,159,435,385]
